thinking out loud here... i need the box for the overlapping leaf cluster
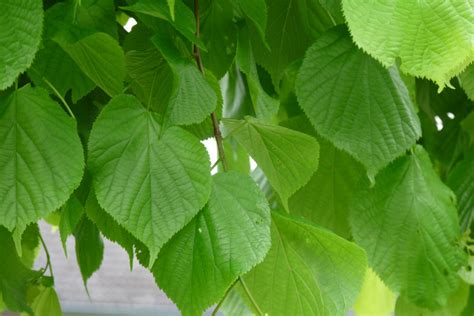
[0,0,473,315]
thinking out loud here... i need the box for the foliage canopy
[0,0,473,315]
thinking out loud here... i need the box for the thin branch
[38,233,54,278]
[192,3,263,315]
[193,0,228,172]
[210,157,222,171]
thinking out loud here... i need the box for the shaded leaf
[74,217,104,286]
[350,146,466,308]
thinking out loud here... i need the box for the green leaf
[0,227,41,314]
[353,268,396,316]
[59,195,84,256]
[74,217,104,286]
[152,171,271,315]
[85,190,137,269]
[19,224,41,269]
[242,212,367,316]
[0,85,84,234]
[319,0,344,24]
[462,112,474,144]
[29,42,96,103]
[296,26,421,178]
[121,0,205,49]
[395,281,470,316]
[237,25,279,120]
[0,0,43,89]
[289,137,365,238]
[200,0,237,79]
[447,153,474,231]
[342,0,473,88]
[230,0,267,44]
[350,146,466,308]
[125,48,174,112]
[88,94,212,265]
[30,287,62,316]
[459,64,474,101]
[152,36,217,125]
[56,32,126,97]
[250,0,334,85]
[224,117,319,207]
[69,0,118,38]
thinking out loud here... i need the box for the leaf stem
[239,278,264,316]
[30,68,76,119]
[211,279,237,316]
[193,0,228,172]
[39,233,54,278]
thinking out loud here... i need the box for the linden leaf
[0,0,43,89]
[242,212,367,316]
[88,94,212,265]
[350,146,466,308]
[0,86,84,234]
[342,0,474,88]
[152,172,271,315]
[296,26,421,178]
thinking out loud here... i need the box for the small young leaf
[59,195,84,256]
[296,26,421,178]
[0,0,43,89]
[152,35,217,125]
[88,94,212,265]
[74,217,104,287]
[350,146,466,308]
[152,171,271,315]
[0,85,84,235]
[224,117,319,207]
[242,212,367,316]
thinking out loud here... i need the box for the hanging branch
[192,1,263,315]
[192,0,228,172]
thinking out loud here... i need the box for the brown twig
[193,0,228,172]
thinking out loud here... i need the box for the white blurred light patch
[123,17,137,32]
[434,115,444,131]
[202,138,218,175]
